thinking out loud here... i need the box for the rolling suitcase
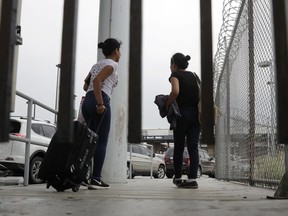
[38,120,98,192]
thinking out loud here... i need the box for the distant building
[141,129,209,153]
[142,129,173,153]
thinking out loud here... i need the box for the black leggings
[173,106,201,179]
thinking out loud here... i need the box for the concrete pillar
[98,0,129,183]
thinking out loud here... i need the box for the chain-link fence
[213,0,285,189]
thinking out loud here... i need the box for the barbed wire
[213,0,248,97]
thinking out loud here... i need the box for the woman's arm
[166,77,179,109]
[83,83,89,91]
[83,73,91,91]
[93,65,113,113]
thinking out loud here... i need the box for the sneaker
[182,180,198,189]
[173,178,183,187]
[88,179,110,190]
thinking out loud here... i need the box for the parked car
[127,144,166,179]
[164,147,215,178]
[0,117,56,184]
[155,153,164,160]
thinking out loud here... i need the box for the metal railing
[11,91,57,186]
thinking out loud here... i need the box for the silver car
[0,117,56,184]
[127,144,166,179]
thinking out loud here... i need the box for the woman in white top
[82,38,122,189]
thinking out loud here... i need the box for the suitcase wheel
[72,185,80,192]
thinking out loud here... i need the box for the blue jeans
[81,90,111,180]
[173,105,201,179]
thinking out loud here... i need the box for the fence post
[248,0,256,186]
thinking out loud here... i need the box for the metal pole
[269,0,288,199]
[248,0,255,186]
[23,99,33,186]
[266,116,271,156]
[200,0,215,145]
[54,64,61,124]
[128,0,142,143]
[0,0,18,142]
[129,144,132,179]
[272,0,288,144]
[150,145,153,178]
[225,36,231,180]
[269,64,275,155]
[11,0,22,112]
[57,0,78,143]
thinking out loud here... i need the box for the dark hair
[170,53,191,69]
[98,38,122,56]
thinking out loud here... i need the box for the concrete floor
[0,176,287,216]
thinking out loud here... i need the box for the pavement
[0,176,288,216]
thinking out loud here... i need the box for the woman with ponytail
[82,38,122,189]
[166,52,201,189]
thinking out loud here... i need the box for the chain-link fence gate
[213,0,285,189]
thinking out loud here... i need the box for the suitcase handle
[95,109,106,133]
[86,109,106,134]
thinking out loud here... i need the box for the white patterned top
[86,58,118,98]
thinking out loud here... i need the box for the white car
[0,117,56,184]
[127,144,166,179]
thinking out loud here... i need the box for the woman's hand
[96,104,106,114]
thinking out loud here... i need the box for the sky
[13,0,224,130]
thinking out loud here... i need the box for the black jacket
[154,94,181,130]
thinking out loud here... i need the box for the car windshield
[165,148,174,157]
[140,146,152,157]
